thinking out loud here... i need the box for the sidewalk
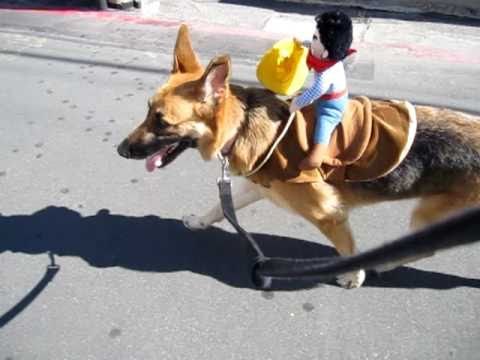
[142,0,480,25]
[0,0,478,112]
[137,0,480,113]
[137,1,480,70]
[138,0,480,43]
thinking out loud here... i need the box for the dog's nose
[117,139,132,158]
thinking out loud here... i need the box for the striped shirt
[293,61,347,109]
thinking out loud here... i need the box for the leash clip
[217,153,231,184]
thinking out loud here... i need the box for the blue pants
[313,96,348,145]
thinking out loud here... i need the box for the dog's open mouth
[145,139,193,172]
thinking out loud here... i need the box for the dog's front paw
[336,270,366,289]
[183,215,209,230]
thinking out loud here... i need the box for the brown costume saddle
[249,96,417,186]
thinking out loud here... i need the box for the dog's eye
[155,111,169,130]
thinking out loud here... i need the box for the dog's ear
[199,55,231,101]
[172,24,202,74]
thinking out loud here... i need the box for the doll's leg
[299,143,329,170]
[299,98,345,170]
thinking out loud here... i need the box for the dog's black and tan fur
[118,25,480,288]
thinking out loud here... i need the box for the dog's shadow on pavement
[1,206,479,290]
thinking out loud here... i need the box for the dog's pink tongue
[145,150,165,172]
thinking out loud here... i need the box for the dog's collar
[221,91,254,158]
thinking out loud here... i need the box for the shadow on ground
[2,206,480,290]
[221,0,480,27]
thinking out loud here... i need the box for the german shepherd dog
[117,25,480,288]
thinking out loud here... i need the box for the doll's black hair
[315,11,353,61]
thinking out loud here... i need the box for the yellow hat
[256,38,309,96]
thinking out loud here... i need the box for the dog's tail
[253,206,480,285]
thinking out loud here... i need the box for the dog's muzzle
[117,138,132,159]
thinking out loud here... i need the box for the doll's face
[311,29,328,59]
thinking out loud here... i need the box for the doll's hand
[293,37,310,49]
[293,37,303,47]
[289,99,300,113]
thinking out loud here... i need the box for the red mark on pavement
[0,7,279,39]
[0,7,179,26]
[362,41,480,65]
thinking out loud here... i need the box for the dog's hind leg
[183,180,263,230]
[410,190,480,230]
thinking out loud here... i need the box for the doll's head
[311,11,353,61]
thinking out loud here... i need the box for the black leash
[216,158,339,289]
[217,156,480,290]
[217,155,340,289]
[216,155,272,288]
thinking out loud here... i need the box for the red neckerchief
[306,48,357,72]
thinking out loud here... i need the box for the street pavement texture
[1,3,480,360]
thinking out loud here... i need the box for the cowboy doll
[290,11,356,170]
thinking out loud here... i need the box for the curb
[277,0,480,20]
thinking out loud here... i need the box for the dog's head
[117,24,236,171]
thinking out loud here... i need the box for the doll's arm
[301,39,311,48]
[292,71,329,110]
[293,37,310,49]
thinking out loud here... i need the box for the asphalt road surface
[1,8,479,360]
